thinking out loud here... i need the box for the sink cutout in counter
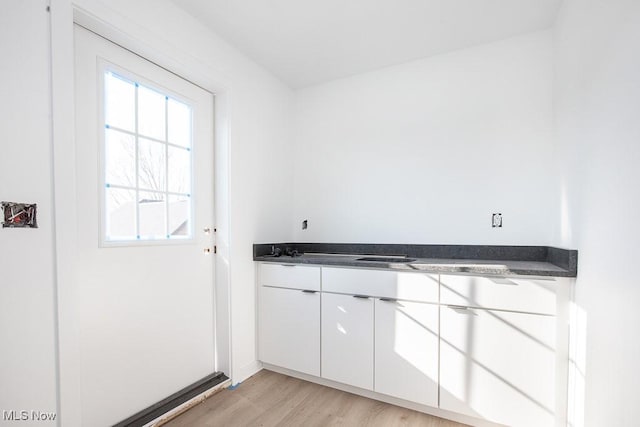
[356,257,417,263]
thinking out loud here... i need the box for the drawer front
[259,263,321,291]
[440,274,556,314]
[322,267,438,303]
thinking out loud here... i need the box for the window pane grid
[105,124,192,152]
[103,70,192,242]
[105,183,190,198]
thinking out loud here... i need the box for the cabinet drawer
[322,267,438,303]
[259,263,320,291]
[440,274,556,314]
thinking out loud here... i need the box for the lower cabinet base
[260,363,503,427]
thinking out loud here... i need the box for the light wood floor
[163,369,467,427]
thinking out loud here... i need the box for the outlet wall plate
[492,213,503,228]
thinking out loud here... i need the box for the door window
[102,69,193,243]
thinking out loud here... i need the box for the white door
[440,306,556,427]
[258,286,320,375]
[74,26,215,426]
[374,298,439,407]
[321,293,374,390]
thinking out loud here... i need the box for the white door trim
[50,3,232,426]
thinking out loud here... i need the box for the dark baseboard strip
[113,371,229,427]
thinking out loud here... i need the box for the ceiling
[170,0,562,89]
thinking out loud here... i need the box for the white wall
[553,1,640,426]
[0,1,59,425]
[292,30,554,245]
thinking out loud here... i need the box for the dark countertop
[253,243,578,278]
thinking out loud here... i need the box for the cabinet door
[440,306,556,427]
[375,299,439,407]
[258,286,320,376]
[321,293,374,390]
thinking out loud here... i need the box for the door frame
[50,3,232,426]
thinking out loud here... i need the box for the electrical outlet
[492,213,502,228]
[302,219,308,230]
[1,202,38,228]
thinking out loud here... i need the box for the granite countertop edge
[253,243,578,278]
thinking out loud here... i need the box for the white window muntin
[99,61,195,246]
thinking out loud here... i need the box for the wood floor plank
[163,370,467,427]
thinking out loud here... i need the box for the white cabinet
[321,292,374,390]
[439,305,556,427]
[440,274,556,315]
[260,264,321,291]
[322,267,438,303]
[258,261,567,427]
[374,298,439,407]
[258,286,320,376]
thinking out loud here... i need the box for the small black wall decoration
[1,202,38,228]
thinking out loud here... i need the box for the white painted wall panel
[0,1,58,424]
[553,1,640,425]
[292,31,554,246]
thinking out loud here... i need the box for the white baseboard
[231,360,263,385]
